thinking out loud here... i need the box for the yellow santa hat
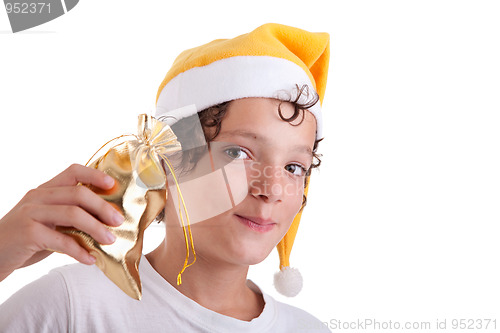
[155,23,330,296]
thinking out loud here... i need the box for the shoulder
[48,260,120,297]
[0,262,140,332]
[248,280,330,333]
[0,265,72,332]
[272,299,331,332]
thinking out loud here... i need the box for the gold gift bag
[57,114,182,300]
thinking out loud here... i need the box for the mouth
[235,214,276,233]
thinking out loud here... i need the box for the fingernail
[104,175,115,188]
[88,255,96,264]
[105,230,116,243]
[113,211,124,225]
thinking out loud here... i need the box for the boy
[0,23,330,332]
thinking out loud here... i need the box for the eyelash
[285,164,308,177]
[223,146,308,177]
[223,146,250,160]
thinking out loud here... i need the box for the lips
[235,215,276,233]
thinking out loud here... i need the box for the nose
[248,162,284,203]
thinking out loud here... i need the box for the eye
[285,163,307,177]
[223,147,250,160]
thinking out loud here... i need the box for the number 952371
[5,2,51,14]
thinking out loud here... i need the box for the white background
[1,0,499,330]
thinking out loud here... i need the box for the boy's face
[167,97,317,267]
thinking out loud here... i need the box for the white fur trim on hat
[155,56,323,139]
[155,104,198,127]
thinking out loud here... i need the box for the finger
[35,225,97,265]
[25,186,124,227]
[29,204,117,246]
[39,164,115,190]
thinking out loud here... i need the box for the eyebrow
[217,129,313,156]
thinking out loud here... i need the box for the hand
[0,164,124,282]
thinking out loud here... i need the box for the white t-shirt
[0,256,330,332]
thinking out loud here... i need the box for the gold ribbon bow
[57,114,195,300]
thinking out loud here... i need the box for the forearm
[0,270,12,283]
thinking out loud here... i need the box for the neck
[145,237,265,321]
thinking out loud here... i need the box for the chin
[229,240,275,266]
[240,255,269,266]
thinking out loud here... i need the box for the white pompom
[273,266,303,297]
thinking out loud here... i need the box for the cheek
[283,181,305,215]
